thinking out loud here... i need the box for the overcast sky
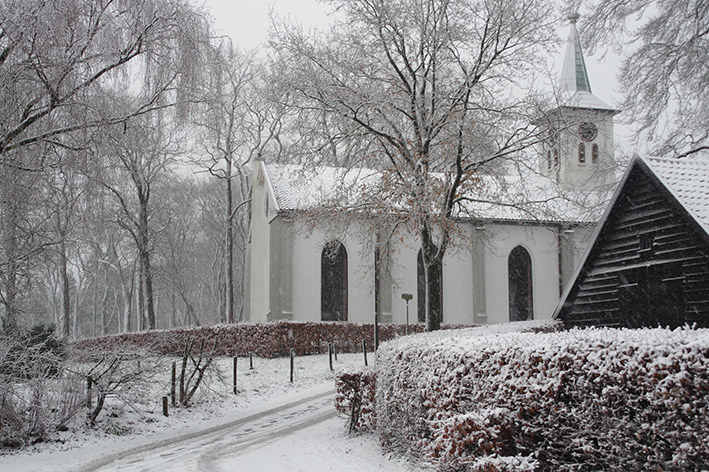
[201,0,630,147]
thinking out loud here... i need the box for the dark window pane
[508,246,533,321]
[321,241,348,321]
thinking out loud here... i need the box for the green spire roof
[561,14,592,94]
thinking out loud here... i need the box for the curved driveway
[80,390,336,472]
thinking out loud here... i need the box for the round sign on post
[401,293,413,335]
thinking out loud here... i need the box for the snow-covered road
[81,390,336,472]
[0,354,426,472]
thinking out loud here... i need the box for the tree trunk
[122,279,132,333]
[225,162,235,324]
[137,267,144,331]
[2,228,19,333]
[60,240,72,338]
[72,281,80,339]
[421,228,444,332]
[139,197,156,330]
[1,168,19,333]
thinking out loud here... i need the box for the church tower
[540,14,620,191]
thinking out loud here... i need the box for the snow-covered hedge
[72,321,425,358]
[376,322,709,471]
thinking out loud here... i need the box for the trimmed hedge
[376,324,709,471]
[72,321,426,358]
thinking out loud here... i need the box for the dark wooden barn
[554,156,709,328]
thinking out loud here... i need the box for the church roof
[264,162,608,225]
[558,16,618,113]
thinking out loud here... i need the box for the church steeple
[560,14,592,94]
[537,13,619,192]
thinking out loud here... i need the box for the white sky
[201,0,631,150]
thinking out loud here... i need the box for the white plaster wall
[291,219,375,323]
[386,229,475,326]
[284,216,575,326]
[248,162,271,323]
[482,224,561,324]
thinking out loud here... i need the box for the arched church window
[592,143,599,163]
[578,142,586,163]
[417,250,443,323]
[322,241,348,321]
[508,246,533,322]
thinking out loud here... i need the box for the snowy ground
[0,352,428,472]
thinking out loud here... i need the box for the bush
[72,320,441,358]
[0,323,67,378]
[335,370,376,433]
[0,326,81,448]
[376,323,709,471]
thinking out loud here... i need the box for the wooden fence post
[86,376,93,410]
[328,343,333,371]
[249,352,254,370]
[233,356,238,394]
[362,340,368,367]
[171,362,176,407]
[162,396,169,417]
[290,349,295,383]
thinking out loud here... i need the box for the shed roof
[642,157,709,234]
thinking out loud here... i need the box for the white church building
[245,20,619,327]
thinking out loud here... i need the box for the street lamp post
[401,293,413,335]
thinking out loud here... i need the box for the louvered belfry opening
[509,246,534,321]
[321,241,348,321]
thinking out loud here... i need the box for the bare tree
[101,114,181,330]
[0,0,208,164]
[194,43,280,323]
[0,0,210,332]
[579,0,708,159]
[271,0,557,330]
[0,148,54,332]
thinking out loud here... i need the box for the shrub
[335,370,376,433]
[71,320,443,358]
[376,323,709,471]
[0,327,81,448]
[0,323,67,378]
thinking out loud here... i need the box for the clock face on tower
[578,122,598,142]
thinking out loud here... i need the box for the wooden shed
[554,156,709,328]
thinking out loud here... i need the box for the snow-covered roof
[265,162,607,225]
[643,157,709,234]
[560,91,618,113]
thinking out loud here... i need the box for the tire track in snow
[196,408,337,472]
[79,389,335,472]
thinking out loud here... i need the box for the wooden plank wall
[562,169,709,327]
